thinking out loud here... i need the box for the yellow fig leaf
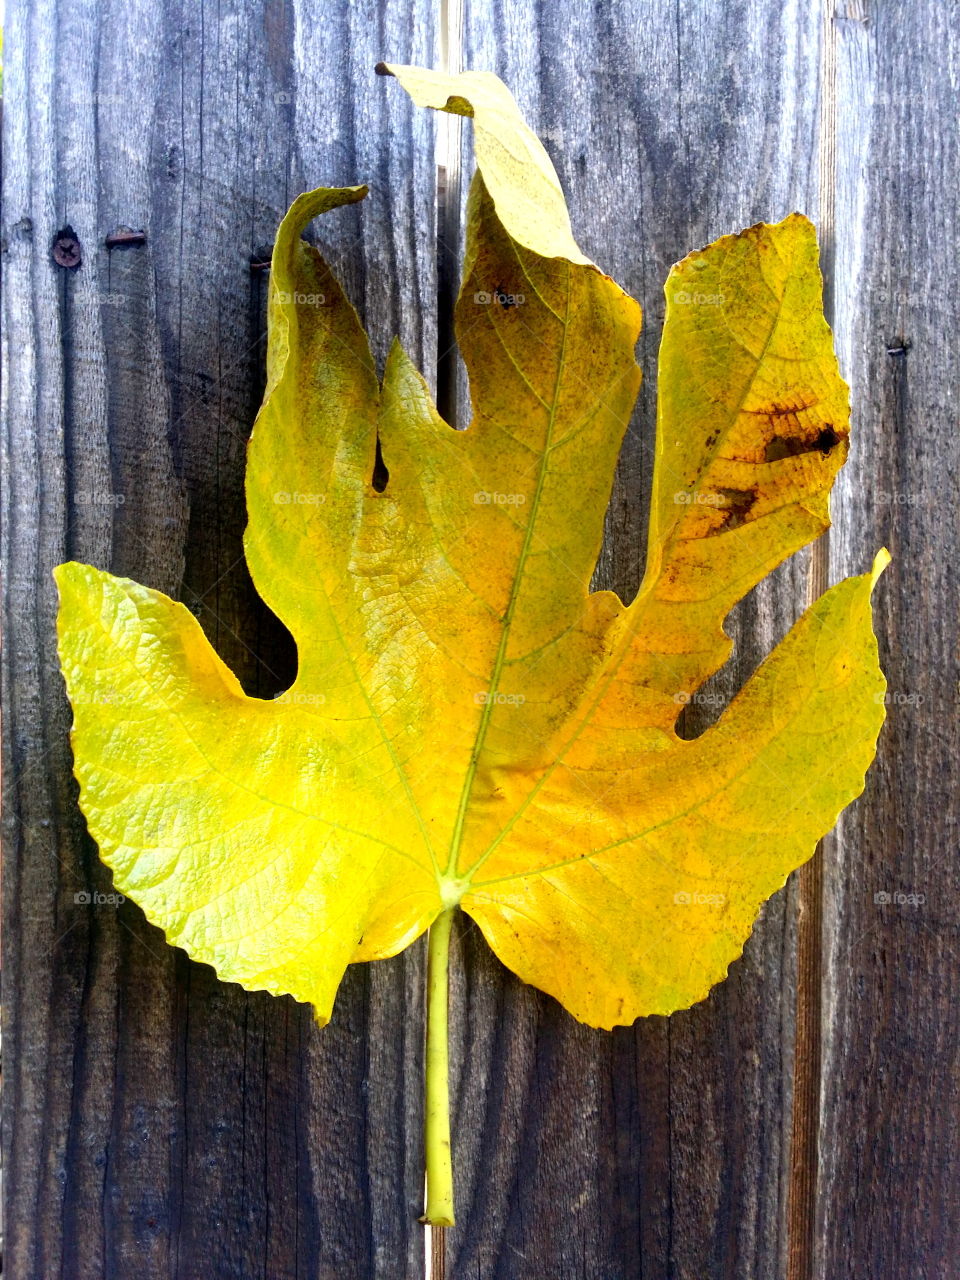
[55,65,888,1225]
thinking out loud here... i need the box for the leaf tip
[871,546,892,587]
[782,209,816,234]
[52,559,97,599]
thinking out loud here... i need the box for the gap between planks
[787,2,838,1277]
[427,0,464,1275]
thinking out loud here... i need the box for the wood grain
[2,1,439,1276]
[444,2,828,1276]
[820,2,960,1274]
[3,0,957,1277]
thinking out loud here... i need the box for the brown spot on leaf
[764,435,805,461]
[814,425,841,453]
[746,400,846,463]
[715,487,758,530]
[764,423,842,461]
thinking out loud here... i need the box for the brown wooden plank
[819,2,960,1274]
[444,2,833,1276]
[2,1,439,1275]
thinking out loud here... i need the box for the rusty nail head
[52,226,82,270]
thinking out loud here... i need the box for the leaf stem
[423,907,456,1226]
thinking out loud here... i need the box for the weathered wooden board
[2,1,440,1276]
[3,0,957,1277]
[820,2,960,1275]
[446,2,828,1277]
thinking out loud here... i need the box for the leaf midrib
[442,266,572,886]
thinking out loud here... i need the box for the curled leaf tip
[871,546,893,585]
[381,63,591,266]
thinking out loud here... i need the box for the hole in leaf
[815,425,841,453]
[371,433,389,492]
[764,423,842,462]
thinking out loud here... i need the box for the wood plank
[2,1,439,1275]
[820,2,960,1274]
[446,1,831,1276]
[6,0,955,1275]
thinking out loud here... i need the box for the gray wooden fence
[3,0,958,1276]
